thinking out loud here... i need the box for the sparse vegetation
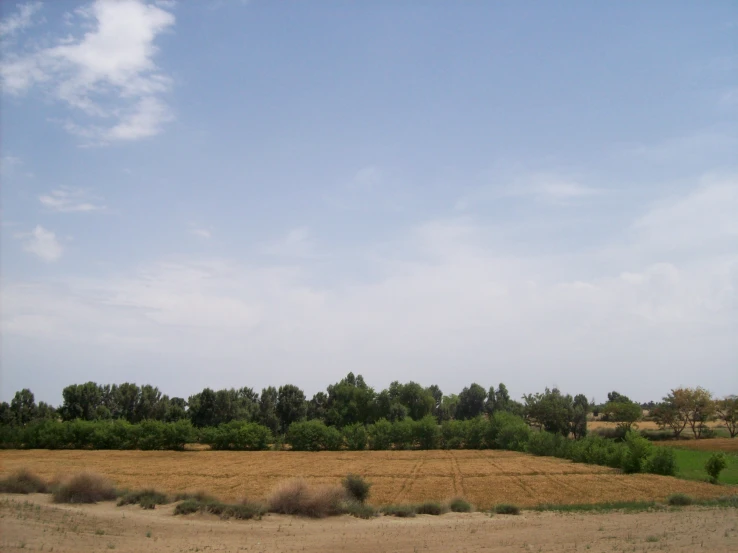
[380,504,417,517]
[52,473,116,504]
[494,504,520,515]
[448,497,472,512]
[117,489,170,508]
[667,493,693,506]
[415,501,448,515]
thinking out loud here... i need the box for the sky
[1,0,736,406]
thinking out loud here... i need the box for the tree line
[1,376,736,441]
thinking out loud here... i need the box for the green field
[673,449,738,485]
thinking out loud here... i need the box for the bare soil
[2,493,737,553]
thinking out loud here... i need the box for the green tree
[276,384,307,433]
[715,396,738,438]
[325,373,376,427]
[523,388,575,437]
[60,382,103,421]
[397,381,435,420]
[10,389,37,426]
[307,391,328,421]
[258,386,279,434]
[603,401,642,431]
[456,383,487,420]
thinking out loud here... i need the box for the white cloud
[3,176,737,402]
[39,186,105,212]
[509,173,602,203]
[0,2,42,38]
[0,0,175,143]
[16,226,63,262]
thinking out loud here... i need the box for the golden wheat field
[2,449,736,509]
[588,420,725,431]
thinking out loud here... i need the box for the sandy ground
[2,494,737,553]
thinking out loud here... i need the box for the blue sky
[1,0,736,405]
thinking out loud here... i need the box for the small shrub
[174,499,203,515]
[622,431,653,474]
[342,474,371,504]
[448,497,472,512]
[494,503,520,515]
[0,469,49,494]
[667,493,693,506]
[267,478,346,518]
[380,504,417,517]
[173,491,216,503]
[343,500,377,519]
[117,489,170,508]
[53,473,116,504]
[415,501,448,515]
[705,452,728,484]
[205,500,266,520]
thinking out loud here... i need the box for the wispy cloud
[39,186,105,212]
[15,226,63,262]
[190,226,212,239]
[0,0,175,144]
[0,1,42,39]
[260,227,321,259]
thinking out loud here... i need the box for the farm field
[661,438,738,454]
[2,449,736,509]
[588,420,726,432]
[667,449,738,485]
[2,494,738,553]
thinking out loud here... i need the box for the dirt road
[2,493,737,553]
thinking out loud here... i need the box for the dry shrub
[267,478,346,518]
[52,473,116,504]
[0,469,49,494]
[415,501,448,515]
[117,489,170,508]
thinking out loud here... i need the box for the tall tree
[258,386,279,434]
[276,384,307,432]
[715,396,738,438]
[456,383,487,420]
[60,382,103,421]
[10,389,37,425]
[325,373,376,427]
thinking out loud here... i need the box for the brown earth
[2,449,736,508]
[659,438,738,453]
[2,493,738,553]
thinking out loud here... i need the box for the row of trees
[0,412,677,478]
[2,378,735,440]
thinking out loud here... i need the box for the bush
[705,452,728,484]
[380,504,417,517]
[287,420,342,452]
[440,420,465,449]
[0,469,49,494]
[414,416,440,449]
[494,503,520,515]
[368,419,393,450]
[390,418,415,450]
[646,447,677,476]
[204,500,266,520]
[52,473,116,504]
[117,489,170,508]
[622,431,653,474]
[465,416,489,449]
[667,493,693,506]
[448,497,472,512]
[342,474,371,504]
[415,501,448,515]
[202,421,272,451]
[491,412,531,452]
[173,499,202,515]
[342,423,368,451]
[267,478,346,518]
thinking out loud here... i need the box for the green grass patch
[533,501,659,513]
[672,449,738,484]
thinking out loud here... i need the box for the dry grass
[267,478,346,518]
[2,449,736,509]
[588,420,724,431]
[0,469,49,494]
[52,472,117,504]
